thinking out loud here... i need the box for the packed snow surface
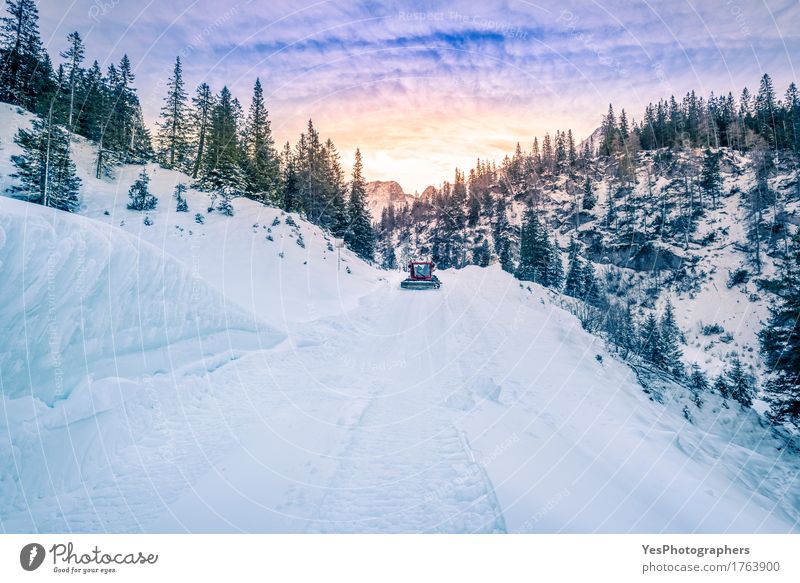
[1,103,798,533]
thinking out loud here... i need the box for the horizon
[37,0,800,192]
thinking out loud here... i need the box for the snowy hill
[1,103,798,533]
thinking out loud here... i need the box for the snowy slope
[1,103,798,533]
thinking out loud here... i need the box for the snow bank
[0,196,278,405]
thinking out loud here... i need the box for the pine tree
[699,147,722,208]
[379,236,397,269]
[755,73,777,149]
[59,31,84,131]
[658,299,684,376]
[599,104,618,156]
[126,169,157,210]
[217,184,234,216]
[725,357,755,407]
[564,237,585,297]
[759,232,800,424]
[516,208,559,287]
[713,373,730,399]
[582,175,597,210]
[515,208,543,282]
[473,238,491,267]
[11,109,81,212]
[493,195,514,273]
[202,86,244,192]
[156,56,190,170]
[190,82,213,179]
[345,148,375,260]
[242,78,279,203]
[639,313,660,364]
[174,182,188,212]
[115,55,151,162]
[0,0,49,110]
[688,363,709,407]
[322,138,349,237]
[279,141,299,211]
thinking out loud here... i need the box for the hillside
[376,146,800,393]
[0,103,798,533]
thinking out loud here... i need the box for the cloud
[36,0,799,191]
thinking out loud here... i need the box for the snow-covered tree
[11,110,80,212]
[724,357,755,407]
[0,0,50,110]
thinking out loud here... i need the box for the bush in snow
[702,323,725,335]
[272,216,281,227]
[127,169,158,211]
[144,215,153,226]
[296,233,305,248]
[727,267,749,288]
[194,213,204,224]
[285,215,297,227]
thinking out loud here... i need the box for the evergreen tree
[516,208,559,287]
[217,184,234,216]
[564,236,583,297]
[242,78,280,203]
[11,109,81,212]
[473,238,491,267]
[639,313,661,364]
[156,56,190,170]
[493,195,514,273]
[279,141,299,211]
[345,148,375,260]
[759,232,800,424]
[755,73,777,149]
[725,357,755,407]
[713,373,730,399]
[599,104,618,156]
[174,182,188,212]
[658,299,684,376]
[59,31,84,131]
[688,363,709,407]
[322,138,349,237]
[515,208,543,282]
[202,86,244,192]
[379,236,397,269]
[190,82,213,179]
[0,0,49,110]
[126,169,157,210]
[582,175,596,210]
[699,147,723,208]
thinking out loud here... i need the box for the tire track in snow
[304,284,504,533]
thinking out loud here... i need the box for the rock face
[420,185,437,202]
[365,181,416,216]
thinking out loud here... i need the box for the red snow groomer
[400,260,441,290]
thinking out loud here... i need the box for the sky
[37,0,800,193]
